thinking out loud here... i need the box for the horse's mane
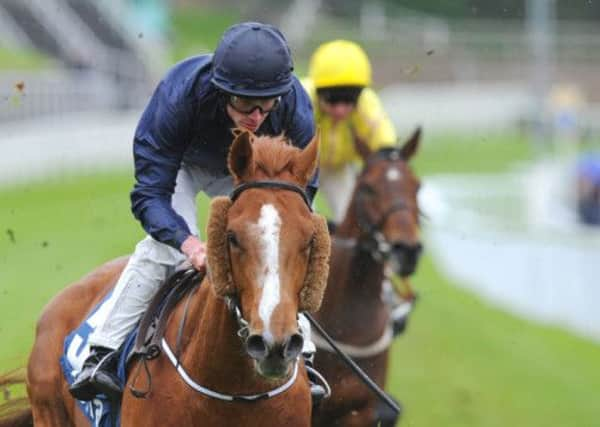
[251,134,298,179]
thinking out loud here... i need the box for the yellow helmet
[308,40,372,89]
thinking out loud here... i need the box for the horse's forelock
[249,135,299,179]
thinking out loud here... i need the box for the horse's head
[206,131,330,379]
[350,128,423,277]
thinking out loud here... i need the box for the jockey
[69,22,326,403]
[301,40,397,222]
[302,40,412,335]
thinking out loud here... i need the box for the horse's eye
[227,231,240,248]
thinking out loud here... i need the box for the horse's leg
[26,291,79,427]
[27,258,128,426]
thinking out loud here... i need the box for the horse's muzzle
[390,242,423,277]
[245,332,304,379]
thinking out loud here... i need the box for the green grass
[390,255,600,427]
[169,7,241,63]
[413,130,534,176]
[0,47,50,70]
[1,134,599,426]
[0,172,141,368]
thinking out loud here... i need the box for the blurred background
[1,1,600,426]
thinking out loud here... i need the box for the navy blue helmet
[211,22,294,98]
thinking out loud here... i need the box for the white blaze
[386,167,402,181]
[256,204,281,343]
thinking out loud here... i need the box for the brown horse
[312,129,422,427]
[16,131,331,426]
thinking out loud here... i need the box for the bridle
[161,180,312,402]
[353,150,422,264]
[227,179,314,338]
[229,180,313,211]
[226,179,313,344]
[355,184,416,263]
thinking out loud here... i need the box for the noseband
[355,188,413,263]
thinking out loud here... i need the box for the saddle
[126,265,205,398]
[133,264,205,361]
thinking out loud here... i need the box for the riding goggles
[317,86,363,105]
[228,95,281,115]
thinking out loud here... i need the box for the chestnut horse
[18,131,331,426]
[312,128,422,427]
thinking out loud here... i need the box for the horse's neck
[319,241,387,343]
[167,283,272,395]
[320,240,386,328]
[335,200,386,296]
[336,197,362,239]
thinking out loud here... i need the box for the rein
[311,323,394,359]
[305,313,402,416]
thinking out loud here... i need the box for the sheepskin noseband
[299,214,330,312]
[206,196,235,297]
[205,196,330,312]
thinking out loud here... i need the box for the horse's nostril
[282,333,304,360]
[391,242,423,277]
[246,334,268,360]
[401,262,416,277]
[414,242,424,255]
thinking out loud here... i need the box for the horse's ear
[299,214,331,312]
[292,131,320,186]
[206,196,235,297]
[399,127,421,161]
[228,130,254,182]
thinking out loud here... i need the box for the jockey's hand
[180,235,206,271]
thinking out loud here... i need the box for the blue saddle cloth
[60,291,138,427]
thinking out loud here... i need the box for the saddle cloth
[60,267,201,427]
[60,289,136,427]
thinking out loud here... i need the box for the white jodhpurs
[318,164,357,223]
[88,163,233,349]
[298,313,316,356]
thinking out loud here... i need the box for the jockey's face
[319,98,356,123]
[317,86,362,124]
[226,96,279,132]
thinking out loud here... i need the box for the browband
[229,180,312,211]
